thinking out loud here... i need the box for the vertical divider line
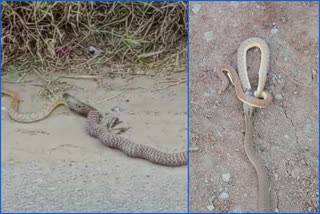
[318,1,320,211]
[187,1,190,213]
[0,2,3,211]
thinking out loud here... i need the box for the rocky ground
[189,2,318,212]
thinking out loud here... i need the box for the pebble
[111,106,125,112]
[222,173,230,182]
[284,135,289,139]
[192,4,201,14]
[275,94,283,100]
[218,192,229,200]
[204,92,211,97]
[293,91,298,95]
[207,204,215,211]
[271,27,279,34]
[232,207,242,212]
[292,69,299,76]
[203,31,213,42]
[231,2,239,8]
[209,195,215,203]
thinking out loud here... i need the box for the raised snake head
[62,93,98,117]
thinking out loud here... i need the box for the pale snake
[217,37,272,212]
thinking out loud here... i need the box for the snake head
[62,93,98,117]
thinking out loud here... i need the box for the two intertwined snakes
[217,37,273,212]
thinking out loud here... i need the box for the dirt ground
[189,2,318,213]
[2,72,187,212]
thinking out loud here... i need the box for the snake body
[217,64,272,108]
[2,88,21,112]
[217,37,272,212]
[237,37,270,98]
[63,93,190,167]
[2,88,66,123]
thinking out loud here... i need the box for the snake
[217,37,272,212]
[216,64,272,108]
[2,88,21,112]
[63,92,194,167]
[2,88,67,123]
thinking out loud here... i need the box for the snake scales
[217,37,272,212]
[2,88,128,138]
[2,88,191,166]
[63,93,193,167]
[2,88,66,123]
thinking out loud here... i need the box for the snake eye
[76,104,82,109]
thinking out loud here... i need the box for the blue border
[3,0,318,1]
[187,1,191,214]
[318,1,320,213]
[3,0,168,1]
[190,0,318,1]
[0,1,2,213]
[1,1,320,214]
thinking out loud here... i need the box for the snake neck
[243,103,254,117]
[86,110,103,136]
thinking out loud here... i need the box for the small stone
[292,69,299,76]
[293,91,298,95]
[308,207,312,212]
[231,2,239,8]
[233,207,242,212]
[285,135,289,139]
[204,31,213,42]
[222,173,230,182]
[192,4,201,14]
[271,27,279,34]
[209,195,215,203]
[218,192,229,200]
[207,204,215,211]
[284,57,288,62]
[204,92,211,97]
[275,94,283,100]
[111,106,125,112]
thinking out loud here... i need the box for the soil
[2,72,188,212]
[189,2,318,213]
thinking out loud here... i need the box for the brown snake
[2,88,21,112]
[2,88,66,123]
[63,93,195,167]
[217,37,272,212]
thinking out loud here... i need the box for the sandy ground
[189,2,318,213]
[2,72,187,212]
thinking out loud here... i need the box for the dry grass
[2,1,187,78]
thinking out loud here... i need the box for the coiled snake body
[63,93,191,167]
[217,37,272,212]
